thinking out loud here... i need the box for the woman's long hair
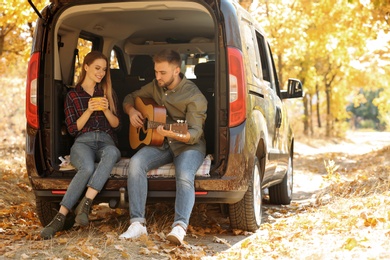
[77,51,116,115]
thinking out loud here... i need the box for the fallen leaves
[343,237,358,250]
[210,144,390,259]
[2,138,390,259]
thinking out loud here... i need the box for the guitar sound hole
[143,118,149,130]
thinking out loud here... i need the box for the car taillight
[26,52,40,129]
[228,47,246,127]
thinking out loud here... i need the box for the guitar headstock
[171,120,188,134]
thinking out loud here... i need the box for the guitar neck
[147,120,172,130]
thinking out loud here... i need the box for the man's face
[154,61,179,89]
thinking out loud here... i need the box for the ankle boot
[40,212,65,239]
[75,197,93,226]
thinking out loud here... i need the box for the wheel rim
[253,163,262,225]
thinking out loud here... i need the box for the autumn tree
[251,0,388,136]
[0,0,48,75]
[1,0,388,131]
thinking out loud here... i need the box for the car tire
[228,158,262,232]
[269,153,293,205]
[36,198,75,230]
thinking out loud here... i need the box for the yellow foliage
[0,0,49,75]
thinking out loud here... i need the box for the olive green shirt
[123,75,207,157]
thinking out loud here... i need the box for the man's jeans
[60,131,121,210]
[127,146,204,230]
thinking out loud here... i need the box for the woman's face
[85,58,107,83]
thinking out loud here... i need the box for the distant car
[26,0,303,232]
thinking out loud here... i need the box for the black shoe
[75,197,93,226]
[40,212,65,239]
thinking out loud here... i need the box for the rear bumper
[34,188,246,204]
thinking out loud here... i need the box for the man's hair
[153,49,181,68]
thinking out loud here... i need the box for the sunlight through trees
[1,0,389,134]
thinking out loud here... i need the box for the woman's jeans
[60,131,121,210]
[127,146,204,230]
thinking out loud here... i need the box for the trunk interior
[44,1,222,178]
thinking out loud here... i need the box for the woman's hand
[88,97,107,112]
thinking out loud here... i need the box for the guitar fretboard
[147,120,171,130]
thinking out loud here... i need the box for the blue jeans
[127,146,204,230]
[60,131,121,210]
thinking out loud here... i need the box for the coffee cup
[90,97,104,110]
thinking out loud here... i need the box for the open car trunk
[38,0,226,181]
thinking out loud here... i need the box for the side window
[110,50,120,69]
[243,23,259,78]
[184,54,212,79]
[73,38,93,84]
[255,32,271,84]
[268,44,282,97]
[110,46,127,70]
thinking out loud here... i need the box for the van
[26,0,303,232]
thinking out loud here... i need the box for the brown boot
[40,212,65,239]
[75,197,93,226]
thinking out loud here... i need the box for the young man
[120,49,207,245]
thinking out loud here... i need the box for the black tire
[269,153,293,205]
[228,158,262,232]
[36,198,75,230]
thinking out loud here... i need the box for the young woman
[40,51,121,239]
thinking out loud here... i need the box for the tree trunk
[303,93,309,135]
[0,35,4,56]
[277,53,284,86]
[316,83,321,128]
[309,93,313,135]
[325,84,331,137]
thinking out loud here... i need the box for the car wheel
[269,153,293,205]
[36,198,75,230]
[228,158,262,232]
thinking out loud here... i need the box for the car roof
[54,1,216,46]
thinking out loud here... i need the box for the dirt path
[190,131,390,255]
[293,131,390,202]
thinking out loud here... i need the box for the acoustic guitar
[129,97,188,149]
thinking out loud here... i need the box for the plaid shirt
[64,84,120,142]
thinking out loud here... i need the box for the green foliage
[373,86,390,130]
[347,89,385,130]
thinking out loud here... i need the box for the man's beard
[158,76,175,89]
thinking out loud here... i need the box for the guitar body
[129,97,166,149]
